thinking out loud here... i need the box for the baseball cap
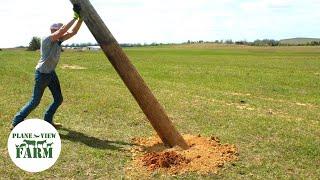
[50,23,63,30]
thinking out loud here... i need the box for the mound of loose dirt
[127,134,238,175]
[142,151,190,170]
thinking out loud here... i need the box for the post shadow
[58,127,136,151]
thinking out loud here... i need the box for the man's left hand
[73,4,81,19]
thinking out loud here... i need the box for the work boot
[50,122,62,129]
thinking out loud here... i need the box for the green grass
[0,45,319,179]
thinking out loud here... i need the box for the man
[11,4,83,129]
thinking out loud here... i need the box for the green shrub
[27,37,41,51]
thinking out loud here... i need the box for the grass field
[0,45,319,179]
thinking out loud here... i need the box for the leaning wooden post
[69,0,189,149]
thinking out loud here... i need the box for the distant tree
[252,39,279,46]
[268,39,279,46]
[27,37,41,51]
[253,39,262,46]
[224,39,233,44]
[235,40,248,45]
[151,42,158,46]
[16,46,26,48]
[310,41,320,46]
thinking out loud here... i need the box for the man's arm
[60,19,83,42]
[50,19,77,42]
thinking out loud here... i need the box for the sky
[0,0,319,48]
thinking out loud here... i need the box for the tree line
[186,39,320,46]
[24,36,320,51]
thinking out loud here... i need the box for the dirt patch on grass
[127,134,238,175]
[61,64,87,70]
[228,92,251,96]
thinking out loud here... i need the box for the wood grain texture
[69,0,189,149]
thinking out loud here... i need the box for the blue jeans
[12,70,63,126]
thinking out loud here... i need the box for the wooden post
[69,0,189,149]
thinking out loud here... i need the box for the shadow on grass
[59,127,136,151]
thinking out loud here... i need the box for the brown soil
[142,151,190,170]
[128,134,238,175]
[61,64,86,70]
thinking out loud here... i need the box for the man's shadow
[59,127,136,151]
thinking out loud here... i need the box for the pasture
[0,44,319,179]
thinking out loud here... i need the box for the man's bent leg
[44,71,63,123]
[12,71,48,126]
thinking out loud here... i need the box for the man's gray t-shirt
[35,36,62,73]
